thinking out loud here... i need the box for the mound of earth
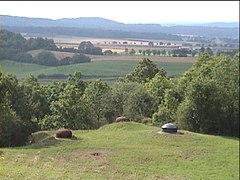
[98,122,154,131]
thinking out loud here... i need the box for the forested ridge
[0,53,239,147]
[1,15,238,38]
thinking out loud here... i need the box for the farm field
[25,35,195,53]
[0,57,195,83]
[0,122,239,180]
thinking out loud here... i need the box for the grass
[0,122,239,180]
[0,59,193,81]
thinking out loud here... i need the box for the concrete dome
[161,123,177,133]
[162,123,177,129]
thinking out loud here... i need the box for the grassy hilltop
[0,122,239,180]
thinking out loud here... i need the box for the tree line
[0,53,239,147]
[0,30,103,66]
[124,47,214,57]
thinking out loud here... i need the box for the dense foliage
[176,53,239,136]
[0,53,239,147]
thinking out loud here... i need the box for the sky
[0,1,239,24]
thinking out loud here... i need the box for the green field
[0,122,239,180]
[0,60,193,82]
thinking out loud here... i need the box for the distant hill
[0,15,164,33]
[0,15,239,38]
[162,22,239,28]
[200,22,239,28]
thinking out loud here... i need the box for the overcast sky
[0,1,239,24]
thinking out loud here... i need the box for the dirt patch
[87,150,109,161]
[179,150,207,160]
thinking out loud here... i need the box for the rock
[56,128,72,138]
[116,116,128,122]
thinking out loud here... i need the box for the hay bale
[56,128,72,138]
[116,116,128,122]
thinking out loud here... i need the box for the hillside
[1,15,238,38]
[0,122,239,180]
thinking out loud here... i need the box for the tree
[206,47,213,56]
[142,50,146,56]
[22,75,50,121]
[82,80,111,128]
[121,58,166,84]
[191,50,197,57]
[199,46,205,53]
[67,72,86,95]
[145,72,173,105]
[34,50,58,66]
[152,49,157,56]
[112,82,156,123]
[27,37,57,50]
[146,49,152,56]
[123,84,156,122]
[148,41,154,46]
[40,84,93,130]
[129,49,136,55]
[78,41,102,55]
[40,73,90,130]
[161,50,166,56]
[0,72,38,147]
[0,97,27,147]
[152,89,181,126]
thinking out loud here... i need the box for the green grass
[1,122,239,180]
[0,60,193,81]
[0,60,48,79]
